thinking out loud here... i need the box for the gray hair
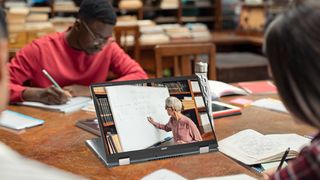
[165,96,182,112]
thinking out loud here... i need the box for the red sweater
[8,32,147,102]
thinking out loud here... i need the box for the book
[219,129,310,165]
[251,161,288,173]
[229,98,253,107]
[0,110,44,131]
[75,118,100,136]
[19,97,92,113]
[251,98,288,113]
[237,81,277,94]
[191,80,248,99]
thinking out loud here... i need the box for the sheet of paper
[251,98,288,113]
[0,142,86,180]
[20,97,92,113]
[142,169,186,180]
[0,110,44,130]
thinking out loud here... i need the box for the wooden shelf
[103,122,114,127]
[181,16,214,22]
[155,16,178,24]
[137,0,221,30]
[182,5,214,9]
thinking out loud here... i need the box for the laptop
[86,76,218,167]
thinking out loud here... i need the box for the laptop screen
[90,76,218,167]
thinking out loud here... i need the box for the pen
[42,69,63,91]
[277,147,290,171]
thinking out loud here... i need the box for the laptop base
[86,138,109,167]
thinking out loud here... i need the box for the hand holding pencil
[22,70,72,105]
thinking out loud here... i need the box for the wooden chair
[113,25,141,62]
[154,43,216,80]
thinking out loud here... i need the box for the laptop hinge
[119,158,130,166]
[200,146,209,154]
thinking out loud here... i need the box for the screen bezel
[90,76,218,166]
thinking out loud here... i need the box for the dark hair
[0,7,8,39]
[265,0,320,128]
[78,0,117,25]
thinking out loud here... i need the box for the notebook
[76,118,100,136]
[219,129,310,165]
[86,76,218,167]
[0,110,44,131]
[237,81,277,94]
[19,97,92,113]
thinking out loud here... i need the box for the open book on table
[191,80,248,100]
[19,97,92,113]
[219,129,310,165]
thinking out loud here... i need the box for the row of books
[106,133,123,154]
[96,97,114,124]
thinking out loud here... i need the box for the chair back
[154,43,216,80]
[113,25,141,61]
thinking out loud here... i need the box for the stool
[216,52,269,83]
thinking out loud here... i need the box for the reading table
[0,94,316,179]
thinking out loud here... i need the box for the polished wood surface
[0,94,316,180]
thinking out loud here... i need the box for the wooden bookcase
[114,0,222,30]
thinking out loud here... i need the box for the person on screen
[148,96,202,144]
[8,0,147,105]
[263,0,320,179]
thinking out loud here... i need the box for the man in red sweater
[8,0,147,105]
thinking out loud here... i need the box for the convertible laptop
[86,76,218,167]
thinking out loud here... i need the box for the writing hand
[262,167,277,180]
[147,117,155,125]
[63,85,90,97]
[23,86,71,105]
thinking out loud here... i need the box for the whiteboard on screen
[106,85,172,152]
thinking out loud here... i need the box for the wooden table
[1,94,316,180]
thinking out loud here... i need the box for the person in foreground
[8,0,147,105]
[0,8,85,180]
[263,0,320,179]
[148,96,202,144]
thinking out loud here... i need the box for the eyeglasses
[81,20,110,44]
[165,106,172,110]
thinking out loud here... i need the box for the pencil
[277,147,290,171]
[42,69,63,91]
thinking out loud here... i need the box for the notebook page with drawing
[87,76,218,167]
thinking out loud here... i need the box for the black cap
[78,0,117,25]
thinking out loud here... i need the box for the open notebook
[19,97,91,113]
[219,129,310,165]
[86,76,218,167]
